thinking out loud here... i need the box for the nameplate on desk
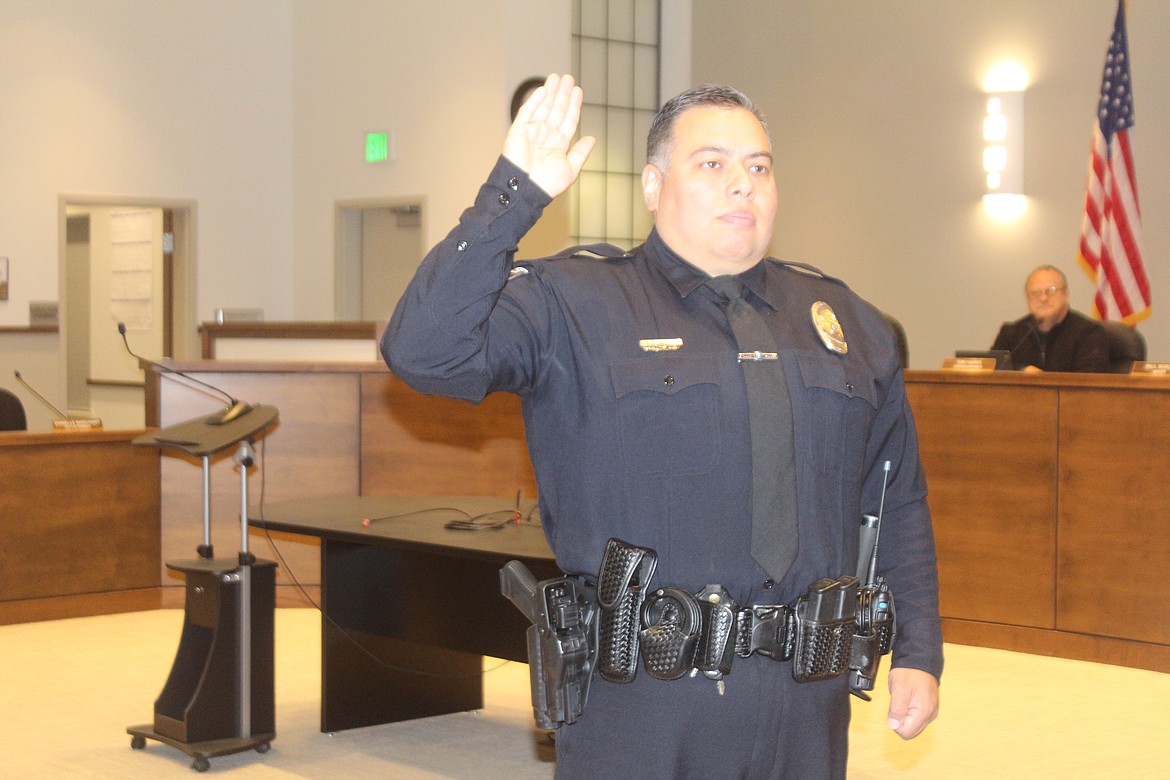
[941,357,997,372]
[1130,361,1170,375]
[51,417,104,431]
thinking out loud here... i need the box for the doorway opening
[60,196,196,429]
[334,198,425,322]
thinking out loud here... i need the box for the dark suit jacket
[992,309,1109,372]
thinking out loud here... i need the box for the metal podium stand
[127,404,279,772]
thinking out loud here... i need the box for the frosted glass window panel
[577,172,607,238]
[607,42,635,108]
[579,0,607,38]
[608,0,635,41]
[579,37,609,104]
[570,0,660,249]
[607,107,635,173]
[634,45,658,109]
[606,174,635,240]
[580,104,608,172]
[634,0,659,45]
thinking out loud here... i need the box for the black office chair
[1100,320,1146,374]
[0,388,27,431]
[882,312,910,369]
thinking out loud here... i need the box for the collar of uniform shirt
[645,228,781,311]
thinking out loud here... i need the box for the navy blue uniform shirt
[383,157,943,778]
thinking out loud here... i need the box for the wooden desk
[906,370,1170,672]
[249,495,558,732]
[0,430,161,624]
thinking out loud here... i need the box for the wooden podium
[127,404,279,772]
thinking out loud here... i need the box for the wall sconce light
[982,91,1023,195]
[981,62,1028,220]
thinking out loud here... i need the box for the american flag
[1078,0,1149,323]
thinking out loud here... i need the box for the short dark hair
[646,84,769,170]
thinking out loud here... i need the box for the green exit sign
[365,132,389,163]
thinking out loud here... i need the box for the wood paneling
[360,374,537,499]
[0,430,160,622]
[199,321,377,358]
[908,381,1057,628]
[1058,387,1170,646]
[907,370,1170,672]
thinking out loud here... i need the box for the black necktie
[707,276,799,581]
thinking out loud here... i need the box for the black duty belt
[597,539,866,685]
[500,536,895,730]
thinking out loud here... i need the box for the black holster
[500,561,598,729]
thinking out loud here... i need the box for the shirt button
[456,240,468,252]
[763,578,775,589]
[498,193,511,206]
[663,375,675,386]
[507,176,520,190]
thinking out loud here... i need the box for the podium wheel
[130,735,146,750]
[192,755,210,772]
[256,742,271,754]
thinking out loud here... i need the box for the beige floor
[1,609,1166,778]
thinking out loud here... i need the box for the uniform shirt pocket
[611,355,722,477]
[795,353,878,476]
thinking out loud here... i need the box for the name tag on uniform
[639,338,683,352]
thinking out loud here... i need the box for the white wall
[289,0,572,319]
[692,0,1170,368]
[0,0,570,422]
[0,0,296,328]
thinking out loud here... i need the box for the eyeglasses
[1027,285,1066,300]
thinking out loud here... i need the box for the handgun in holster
[500,560,598,729]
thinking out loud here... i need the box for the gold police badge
[810,301,847,355]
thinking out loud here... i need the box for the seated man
[992,265,1108,372]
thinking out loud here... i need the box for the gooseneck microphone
[13,370,103,430]
[1007,318,1045,367]
[117,322,252,425]
[13,370,68,418]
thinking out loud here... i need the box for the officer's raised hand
[503,73,596,199]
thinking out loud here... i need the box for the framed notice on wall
[0,257,8,300]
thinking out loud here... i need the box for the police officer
[383,73,942,779]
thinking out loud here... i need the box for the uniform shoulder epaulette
[509,243,635,282]
[545,242,632,261]
[770,258,849,289]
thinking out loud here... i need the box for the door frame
[334,196,425,321]
[57,194,197,412]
